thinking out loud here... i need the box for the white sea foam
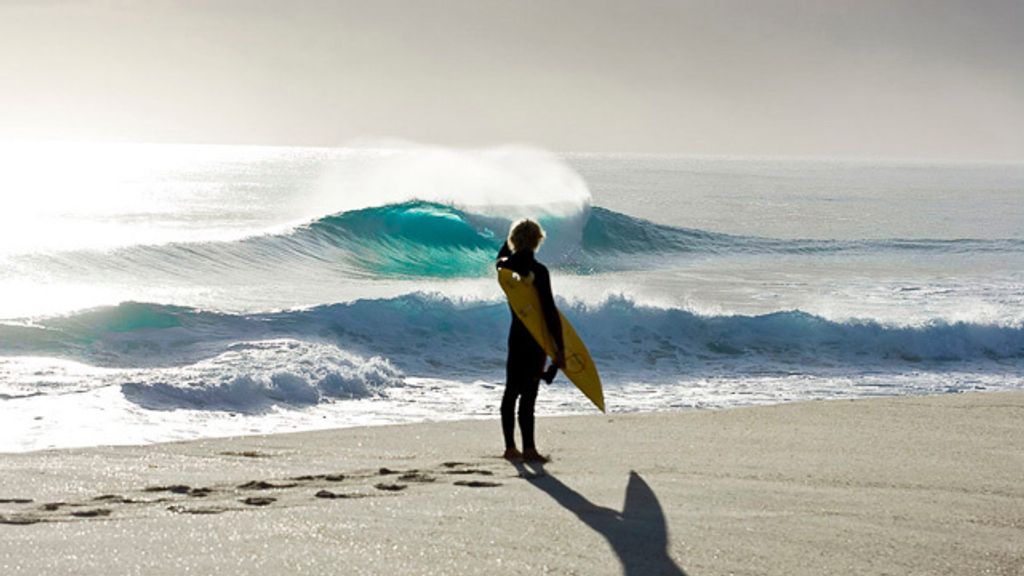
[118,340,404,412]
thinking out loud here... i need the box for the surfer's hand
[541,363,558,384]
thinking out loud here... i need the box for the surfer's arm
[496,241,512,269]
[535,266,565,364]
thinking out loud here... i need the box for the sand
[1,391,1022,575]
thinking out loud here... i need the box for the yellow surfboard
[498,268,605,412]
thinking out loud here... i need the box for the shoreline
[2,391,1022,575]
[6,380,1017,455]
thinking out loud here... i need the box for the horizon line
[2,136,1022,166]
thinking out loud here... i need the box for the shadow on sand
[513,462,687,576]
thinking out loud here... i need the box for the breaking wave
[24,201,1024,279]
[3,296,1021,384]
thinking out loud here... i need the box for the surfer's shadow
[514,462,687,576]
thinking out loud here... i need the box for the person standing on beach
[496,219,564,462]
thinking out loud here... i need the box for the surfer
[496,219,564,463]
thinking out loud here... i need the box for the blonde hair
[508,218,545,253]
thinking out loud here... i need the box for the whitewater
[1,141,1022,452]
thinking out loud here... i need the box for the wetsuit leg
[518,377,540,451]
[500,381,519,450]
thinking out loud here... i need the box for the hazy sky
[1,0,1022,158]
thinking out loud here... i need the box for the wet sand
[1,391,1022,575]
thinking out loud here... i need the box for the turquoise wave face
[306,201,502,277]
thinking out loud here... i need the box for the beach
[2,390,1021,575]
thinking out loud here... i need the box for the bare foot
[522,449,548,463]
[503,448,523,461]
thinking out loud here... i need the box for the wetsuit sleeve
[496,241,512,269]
[534,266,564,356]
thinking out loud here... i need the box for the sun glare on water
[0,139,299,318]
[0,140,219,255]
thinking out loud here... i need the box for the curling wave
[22,201,1024,280]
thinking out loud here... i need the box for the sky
[1,0,1022,159]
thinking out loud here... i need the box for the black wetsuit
[496,242,563,451]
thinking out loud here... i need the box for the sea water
[1,141,1022,451]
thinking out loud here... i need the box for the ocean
[1,141,1022,452]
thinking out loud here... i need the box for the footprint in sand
[315,490,365,500]
[240,497,275,506]
[398,472,436,483]
[0,514,43,525]
[167,505,229,515]
[41,502,92,511]
[144,485,192,495]
[373,483,406,492]
[444,469,495,476]
[219,451,272,458]
[143,485,214,498]
[92,495,139,504]
[453,480,503,488]
[237,481,297,490]
[70,508,112,518]
[291,474,345,482]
